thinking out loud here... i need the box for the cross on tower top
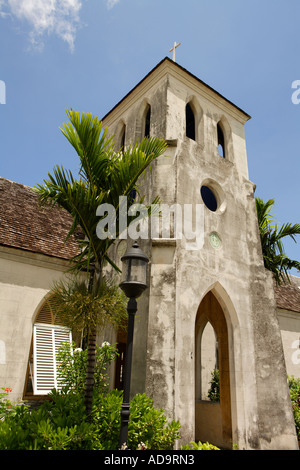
[169,41,181,62]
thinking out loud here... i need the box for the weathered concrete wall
[195,401,222,447]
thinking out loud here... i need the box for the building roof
[0,177,79,260]
[102,57,251,123]
[274,276,300,314]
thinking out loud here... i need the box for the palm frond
[60,109,115,187]
[34,110,168,276]
[255,197,300,285]
[51,276,127,334]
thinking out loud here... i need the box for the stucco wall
[278,308,300,378]
[0,246,69,402]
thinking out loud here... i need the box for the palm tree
[255,197,300,285]
[34,109,167,414]
[51,277,127,340]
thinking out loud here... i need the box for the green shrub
[92,389,122,450]
[0,391,102,450]
[0,389,180,450]
[92,391,181,450]
[0,341,180,450]
[289,375,300,439]
[207,369,220,402]
[129,393,181,450]
[56,341,118,395]
[180,440,220,450]
[0,387,14,419]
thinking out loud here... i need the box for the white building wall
[0,246,69,402]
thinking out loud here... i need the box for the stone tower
[102,57,298,449]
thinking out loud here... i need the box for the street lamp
[119,241,149,448]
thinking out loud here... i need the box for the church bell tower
[102,57,298,450]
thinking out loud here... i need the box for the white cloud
[0,0,82,51]
[106,0,120,10]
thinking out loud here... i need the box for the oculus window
[201,185,218,212]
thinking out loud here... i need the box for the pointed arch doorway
[195,291,232,449]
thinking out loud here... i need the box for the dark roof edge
[101,57,251,122]
[0,242,73,263]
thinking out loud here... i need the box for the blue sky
[0,0,299,269]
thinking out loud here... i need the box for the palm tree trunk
[84,260,102,417]
[85,328,97,416]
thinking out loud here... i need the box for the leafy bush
[289,375,300,439]
[0,387,14,420]
[56,341,118,395]
[0,340,180,450]
[0,389,180,450]
[93,390,181,450]
[0,391,102,450]
[92,389,122,449]
[180,440,220,450]
[207,369,220,402]
[128,393,181,450]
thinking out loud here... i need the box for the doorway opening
[195,291,232,449]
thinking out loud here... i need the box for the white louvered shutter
[33,323,72,395]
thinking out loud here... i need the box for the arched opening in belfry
[144,104,151,138]
[195,291,232,449]
[185,102,196,141]
[120,123,126,150]
[217,122,226,158]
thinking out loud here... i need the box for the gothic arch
[185,102,196,140]
[115,120,126,151]
[202,281,240,330]
[217,122,226,157]
[216,116,233,161]
[194,283,239,448]
[136,99,151,140]
[185,95,204,145]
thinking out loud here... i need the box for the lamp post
[119,241,149,448]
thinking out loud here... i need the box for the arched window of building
[24,297,72,397]
[186,102,196,140]
[217,122,226,158]
[120,124,126,150]
[144,105,151,138]
[195,290,232,447]
[200,321,219,400]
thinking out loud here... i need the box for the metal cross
[169,41,181,62]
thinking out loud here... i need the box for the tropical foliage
[34,109,167,276]
[34,109,167,414]
[5,386,228,450]
[0,389,181,450]
[255,197,300,285]
[207,369,220,402]
[51,277,127,338]
[180,441,220,450]
[288,376,300,439]
[56,341,119,396]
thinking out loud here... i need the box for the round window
[200,185,218,212]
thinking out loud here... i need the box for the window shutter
[33,323,72,395]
